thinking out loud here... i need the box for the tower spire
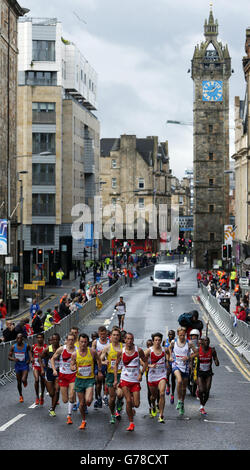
[204,3,218,39]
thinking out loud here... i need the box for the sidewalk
[8,270,108,321]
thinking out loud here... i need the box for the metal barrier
[0,264,154,384]
[199,284,250,354]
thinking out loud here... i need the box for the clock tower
[191,5,231,268]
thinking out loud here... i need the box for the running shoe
[170,395,174,404]
[49,410,56,417]
[79,420,86,430]
[39,397,44,405]
[150,407,157,418]
[166,385,170,395]
[110,415,116,424]
[126,422,135,432]
[35,398,39,405]
[115,411,121,420]
[179,403,184,416]
[176,400,182,410]
[19,395,24,403]
[158,416,165,424]
[72,403,78,411]
[200,407,207,416]
[103,396,109,406]
[94,398,102,409]
[66,415,73,425]
[116,398,123,412]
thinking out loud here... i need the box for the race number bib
[78,365,92,377]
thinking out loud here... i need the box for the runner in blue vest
[8,333,32,402]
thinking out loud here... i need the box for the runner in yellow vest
[101,327,123,423]
[70,333,103,430]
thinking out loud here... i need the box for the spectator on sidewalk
[31,310,44,334]
[56,268,64,287]
[3,320,17,342]
[30,298,40,320]
[53,305,61,324]
[0,299,7,331]
[24,318,33,337]
[59,297,71,319]
[70,287,77,301]
[15,319,28,338]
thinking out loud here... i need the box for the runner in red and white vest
[50,333,76,425]
[144,332,169,423]
[114,332,147,432]
[197,336,219,416]
[31,333,47,405]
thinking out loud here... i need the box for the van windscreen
[155,271,175,280]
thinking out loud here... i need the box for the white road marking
[204,419,235,425]
[0,414,26,431]
[29,403,38,409]
[225,365,233,373]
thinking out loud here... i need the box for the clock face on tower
[202,80,223,102]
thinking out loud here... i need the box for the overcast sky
[22,0,249,178]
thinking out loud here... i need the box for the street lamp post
[18,171,28,309]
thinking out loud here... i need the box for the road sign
[24,284,38,290]
[239,277,249,287]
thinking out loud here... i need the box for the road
[1,263,250,454]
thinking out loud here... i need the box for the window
[209,124,213,133]
[138,178,144,189]
[32,194,55,216]
[32,133,56,154]
[138,198,144,209]
[111,159,117,168]
[209,152,214,161]
[31,224,54,245]
[112,178,117,189]
[111,198,117,207]
[25,71,57,86]
[209,204,214,213]
[209,233,215,241]
[209,178,214,187]
[32,164,55,185]
[179,196,184,205]
[32,40,55,61]
[32,102,56,124]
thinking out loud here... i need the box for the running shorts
[46,368,58,382]
[15,363,29,373]
[119,380,141,393]
[58,372,76,387]
[94,364,107,377]
[147,377,167,388]
[172,366,189,379]
[197,369,213,379]
[74,377,96,393]
[105,372,121,388]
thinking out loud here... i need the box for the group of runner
[8,296,219,432]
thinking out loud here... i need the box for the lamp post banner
[0,220,7,255]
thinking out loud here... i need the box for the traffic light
[222,244,227,260]
[188,239,192,248]
[227,245,232,259]
[84,248,88,259]
[37,248,44,264]
[49,249,55,262]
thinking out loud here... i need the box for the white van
[150,263,180,296]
